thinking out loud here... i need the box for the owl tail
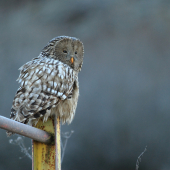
[6,104,28,137]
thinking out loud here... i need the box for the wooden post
[32,117,55,170]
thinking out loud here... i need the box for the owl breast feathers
[6,36,84,136]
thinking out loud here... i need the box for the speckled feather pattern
[6,36,84,136]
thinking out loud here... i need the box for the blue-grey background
[0,0,170,170]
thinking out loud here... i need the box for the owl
[6,36,84,136]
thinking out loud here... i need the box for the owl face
[43,36,84,72]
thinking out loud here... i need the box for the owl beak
[70,57,74,64]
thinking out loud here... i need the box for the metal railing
[0,115,61,170]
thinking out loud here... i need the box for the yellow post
[55,116,61,170]
[32,117,55,170]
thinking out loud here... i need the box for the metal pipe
[55,116,61,170]
[0,116,54,144]
[32,117,55,170]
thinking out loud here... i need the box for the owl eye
[75,51,77,54]
[63,50,67,53]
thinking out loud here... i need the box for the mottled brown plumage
[6,36,84,136]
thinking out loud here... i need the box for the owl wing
[10,56,76,124]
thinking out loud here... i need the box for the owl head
[41,36,84,72]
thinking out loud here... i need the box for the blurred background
[0,0,170,169]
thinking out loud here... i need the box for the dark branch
[0,116,54,144]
